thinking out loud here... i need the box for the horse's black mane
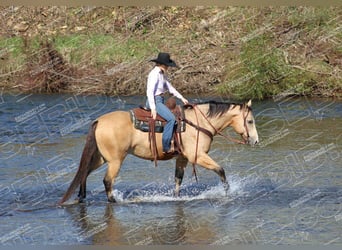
[185,100,246,118]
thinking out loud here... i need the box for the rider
[146,52,188,154]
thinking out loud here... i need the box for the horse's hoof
[107,196,116,203]
[78,197,86,203]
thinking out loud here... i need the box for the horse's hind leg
[78,181,87,202]
[103,159,122,202]
[195,154,229,194]
[174,155,188,197]
[78,152,105,203]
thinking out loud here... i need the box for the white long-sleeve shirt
[146,66,184,110]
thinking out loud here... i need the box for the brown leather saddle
[130,107,166,133]
[129,97,186,164]
[129,97,185,133]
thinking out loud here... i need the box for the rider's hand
[151,108,157,119]
[181,97,189,105]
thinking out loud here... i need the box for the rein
[183,117,213,140]
[149,119,158,167]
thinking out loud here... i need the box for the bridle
[242,107,251,144]
[185,103,250,145]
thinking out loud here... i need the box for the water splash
[111,174,266,204]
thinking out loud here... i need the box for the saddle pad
[130,109,164,133]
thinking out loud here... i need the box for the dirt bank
[0,6,341,99]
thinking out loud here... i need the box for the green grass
[0,37,26,72]
[220,34,297,100]
[0,36,24,56]
[1,34,154,67]
[218,7,341,99]
[53,34,153,66]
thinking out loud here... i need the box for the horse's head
[231,100,259,145]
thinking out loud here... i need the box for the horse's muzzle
[248,137,258,146]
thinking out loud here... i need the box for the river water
[0,93,341,245]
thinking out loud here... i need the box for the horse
[59,99,259,204]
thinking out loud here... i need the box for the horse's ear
[246,99,252,108]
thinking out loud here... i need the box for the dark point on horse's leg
[214,167,227,183]
[223,181,230,196]
[78,196,85,203]
[107,196,116,203]
[174,176,183,197]
[103,178,115,203]
[214,167,229,195]
[173,188,179,197]
[174,157,186,198]
[78,188,86,203]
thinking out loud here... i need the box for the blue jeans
[146,95,176,152]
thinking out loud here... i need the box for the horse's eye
[248,120,254,124]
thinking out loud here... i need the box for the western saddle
[129,97,185,165]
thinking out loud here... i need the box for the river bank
[0,6,341,99]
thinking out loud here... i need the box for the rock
[13,22,29,32]
[200,19,209,31]
[46,30,57,36]
[104,24,113,32]
[75,26,86,31]
[37,24,45,30]
[7,20,13,27]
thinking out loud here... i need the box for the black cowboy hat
[150,52,177,67]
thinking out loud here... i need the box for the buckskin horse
[59,100,258,204]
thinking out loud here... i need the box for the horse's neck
[207,110,234,132]
[190,104,234,132]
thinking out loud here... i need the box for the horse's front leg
[174,155,188,197]
[195,154,229,194]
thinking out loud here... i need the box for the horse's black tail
[58,121,99,205]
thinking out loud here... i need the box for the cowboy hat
[150,52,177,67]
